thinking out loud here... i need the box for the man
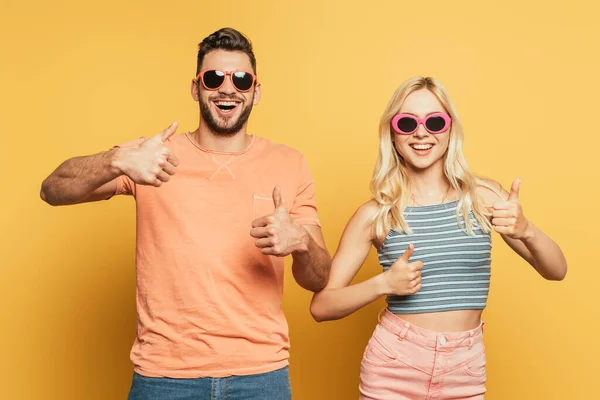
[40,27,331,399]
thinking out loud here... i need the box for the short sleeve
[115,174,136,196]
[289,155,320,227]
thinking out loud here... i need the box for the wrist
[521,220,536,243]
[109,147,130,177]
[375,272,391,297]
[291,224,310,255]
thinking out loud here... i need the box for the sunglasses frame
[195,69,258,93]
[391,112,452,135]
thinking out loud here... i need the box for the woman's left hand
[491,179,534,240]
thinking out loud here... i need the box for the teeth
[215,101,238,106]
[412,144,433,150]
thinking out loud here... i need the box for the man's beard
[200,97,254,136]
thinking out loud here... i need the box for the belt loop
[378,307,386,323]
[398,323,410,341]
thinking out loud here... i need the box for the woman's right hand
[382,244,423,296]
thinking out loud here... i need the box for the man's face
[192,49,261,135]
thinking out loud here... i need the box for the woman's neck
[407,162,453,206]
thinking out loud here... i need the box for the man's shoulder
[253,136,305,160]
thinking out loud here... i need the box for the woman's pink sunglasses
[391,112,452,135]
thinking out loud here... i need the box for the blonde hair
[370,76,493,240]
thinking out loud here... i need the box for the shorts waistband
[378,308,484,350]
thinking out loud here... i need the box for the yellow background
[2,0,598,399]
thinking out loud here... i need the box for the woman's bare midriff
[392,309,483,332]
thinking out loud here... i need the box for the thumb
[272,185,284,210]
[399,243,414,263]
[158,121,179,142]
[508,178,521,201]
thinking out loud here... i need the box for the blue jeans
[128,366,291,400]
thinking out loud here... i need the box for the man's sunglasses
[195,70,257,93]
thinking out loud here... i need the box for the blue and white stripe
[379,200,492,314]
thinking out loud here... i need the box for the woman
[310,77,567,399]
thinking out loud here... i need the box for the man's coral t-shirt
[115,132,320,378]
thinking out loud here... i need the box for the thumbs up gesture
[491,179,533,240]
[382,244,424,296]
[250,185,309,256]
[116,122,180,187]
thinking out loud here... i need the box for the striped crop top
[378,200,492,314]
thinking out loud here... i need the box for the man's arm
[250,186,331,292]
[40,122,180,206]
[290,225,331,292]
[41,149,123,205]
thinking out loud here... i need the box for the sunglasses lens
[425,116,447,132]
[202,70,225,89]
[232,72,254,91]
[396,117,418,133]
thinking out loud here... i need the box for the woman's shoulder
[350,199,387,247]
[350,199,380,223]
[474,177,509,207]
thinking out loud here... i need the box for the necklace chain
[410,185,451,207]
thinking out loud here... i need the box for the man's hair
[196,27,257,75]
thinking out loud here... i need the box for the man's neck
[191,124,251,152]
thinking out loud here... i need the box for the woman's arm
[478,178,567,281]
[310,200,423,322]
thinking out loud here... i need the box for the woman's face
[392,89,451,172]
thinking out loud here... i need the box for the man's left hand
[250,186,309,256]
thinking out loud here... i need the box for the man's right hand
[382,244,423,296]
[115,122,180,187]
